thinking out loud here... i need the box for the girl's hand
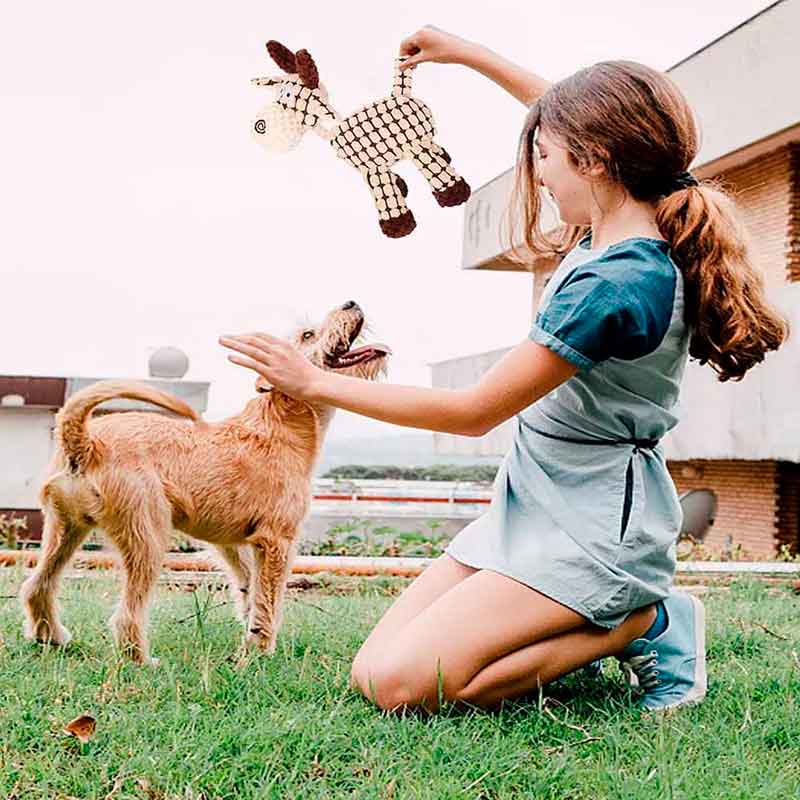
[219,333,321,399]
[398,25,478,71]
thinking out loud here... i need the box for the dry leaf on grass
[63,714,96,743]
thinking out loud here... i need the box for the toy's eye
[302,331,315,341]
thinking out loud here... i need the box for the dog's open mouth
[325,343,392,369]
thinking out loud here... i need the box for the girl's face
[534,129,599,226]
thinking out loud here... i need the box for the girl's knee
[350,656,426,711]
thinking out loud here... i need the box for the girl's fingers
[398,55,421,70]
[232,331,283,346]
[399,33,421,57]
[227,354,268,376]
[220,337,273,364]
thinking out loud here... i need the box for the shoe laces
[620,649,660,691]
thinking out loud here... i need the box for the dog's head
[251,40,339,153]
[255,301,390,394]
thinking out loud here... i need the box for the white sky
[1,0,775,441]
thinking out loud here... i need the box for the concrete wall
[668,0,800,170]
[0,408,55,508]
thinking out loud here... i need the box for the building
[431,0,800,557]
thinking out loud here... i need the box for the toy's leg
[409,140,470,207]
[365,167,416,238]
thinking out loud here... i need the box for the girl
[221,26,788,713]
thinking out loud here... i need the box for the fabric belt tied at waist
[519,420,660,453]
[519,418,659,539]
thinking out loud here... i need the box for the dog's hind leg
[106,502,170,665]
[212,544,254,624]
[246,532,297,654]
[20,506,90,646]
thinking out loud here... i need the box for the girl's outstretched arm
[398,25,552,106]
[219,334,576,437]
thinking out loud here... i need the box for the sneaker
[581,659,605,679]
[619,592,707,712]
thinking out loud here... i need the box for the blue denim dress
[446,234,690,628]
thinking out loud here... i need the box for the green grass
[1,569,799,800]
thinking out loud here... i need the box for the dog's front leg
[246,534,296,654]
[213,544,254,625]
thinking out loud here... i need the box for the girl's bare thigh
[352,554,476,668]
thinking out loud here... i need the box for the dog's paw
[246,628,277,655]
[24,618,72,647]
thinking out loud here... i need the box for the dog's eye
[302,331,315,341]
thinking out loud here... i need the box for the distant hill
[315,432,502,475]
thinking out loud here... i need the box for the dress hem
[444,544,625,630]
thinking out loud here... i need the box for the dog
[20,301,389,663]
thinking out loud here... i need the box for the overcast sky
[1,0,775,441]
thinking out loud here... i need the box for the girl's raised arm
[399,25,552,106]
[220,333,577,437]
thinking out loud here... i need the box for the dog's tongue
[347,343,392,357]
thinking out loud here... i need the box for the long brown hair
[507,60,788,382]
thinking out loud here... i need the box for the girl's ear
[584,160,608,179]
[581,145,611,180]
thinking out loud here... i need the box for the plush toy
[251,40,471,238]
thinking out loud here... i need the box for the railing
[310,479,493,518]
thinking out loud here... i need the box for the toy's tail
[392,56,414,98]
[57,380,199,473]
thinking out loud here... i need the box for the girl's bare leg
[351,554,476,679]
[351,565,655,712]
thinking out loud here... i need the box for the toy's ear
[267,40,297,73]
[251,76,283,89]
[295,49,319,90]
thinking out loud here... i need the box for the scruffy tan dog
[20,301,389,664]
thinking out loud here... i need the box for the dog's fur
[20,302,388,663]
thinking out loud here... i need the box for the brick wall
[668,459,779,557]
[776,461,800,555]
[788,144,800,282]
[716,144,795,287]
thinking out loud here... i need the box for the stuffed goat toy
[251,40,471,238]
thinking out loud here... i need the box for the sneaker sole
[650,593,708,713]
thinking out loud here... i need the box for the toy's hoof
[395,175,409,198]
[380,211,416,238]
[434,178,470,207]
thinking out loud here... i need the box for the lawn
[0,568,799,799]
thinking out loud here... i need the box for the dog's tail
[58,380,200,473]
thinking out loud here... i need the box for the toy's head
[251,40,338,153]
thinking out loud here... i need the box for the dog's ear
[255,375,273,393]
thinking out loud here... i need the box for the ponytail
[656,181,789,381]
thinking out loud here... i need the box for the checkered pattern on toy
[329,96,460,221]
[271,76,337,128]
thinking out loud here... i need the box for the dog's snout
[342,301,360,311]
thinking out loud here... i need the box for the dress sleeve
[529,267,673,372]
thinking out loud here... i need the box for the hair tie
[670,170,699,192]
